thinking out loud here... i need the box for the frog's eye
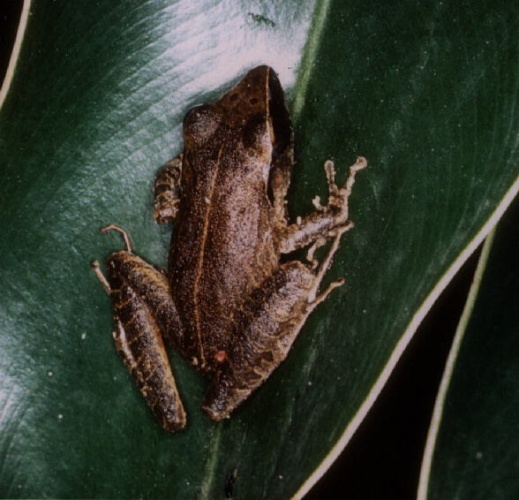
[183,105,220,145]
[241,113,266,150]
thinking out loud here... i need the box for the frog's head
[185,67,291,149]
[219,66,292,159]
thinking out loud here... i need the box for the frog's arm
[279,156,367,255]
[154,154,183,224]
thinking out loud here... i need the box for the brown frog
[92,66,367,431]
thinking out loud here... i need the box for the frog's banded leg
[154,154,183,224]
[92,225,186,432]
[202,230,346,421]
[280,156,367,254]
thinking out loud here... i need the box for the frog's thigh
[107,251,186,431]
[203,261,317,420]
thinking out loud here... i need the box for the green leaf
[0,0,517,498]
[418,197,519,500]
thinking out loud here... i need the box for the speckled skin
[94,66,367,431]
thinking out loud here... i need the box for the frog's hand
[154,154,183,224]
[202,236,344,421]
[95,246,187,432]
[280,156,367,254]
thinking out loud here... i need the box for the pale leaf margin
[416,227,496,499]
[295,177,519,499]
[0,0,31,110]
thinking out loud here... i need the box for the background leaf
[0,0,518,498]
[418,196,519,500]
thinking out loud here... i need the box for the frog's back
[168,147,278,370]
[167,65,293,369]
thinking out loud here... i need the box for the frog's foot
[91,225,133,293]
[307,222,352,304]
[99,223,133,252]
[305,220,354,269]
[91,260,111,294]
[323,156,367,220]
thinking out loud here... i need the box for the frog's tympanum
[92,66,367,431]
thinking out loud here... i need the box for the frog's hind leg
[202,230,348,421]
[92,224,187,432]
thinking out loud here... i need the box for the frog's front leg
[280,156,367,254]
[92,225,187,432]
[202,227,348,420]
[153,154,183,224]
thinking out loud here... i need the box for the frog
[92,65,367,432]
